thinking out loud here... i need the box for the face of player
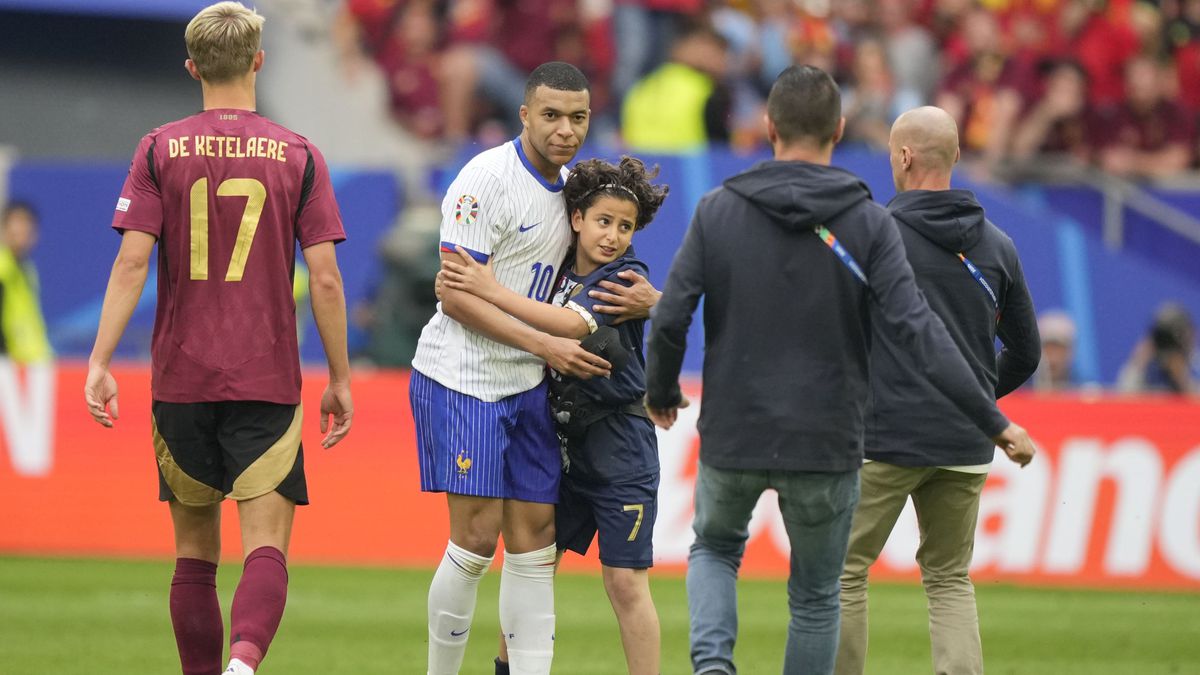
[571,195,638,276]
[520,85,591,176]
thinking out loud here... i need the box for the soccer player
[83,4,353,675]
[834,106,1041,675]
[409,63,657,675]
[440,156,670,675]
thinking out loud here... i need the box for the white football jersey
[411,139,573,402]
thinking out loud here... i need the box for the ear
[252,50,265,73]
[519,104,530,130]
[953,146,961,166]
[764,113,778,146]
[831,116,846,145]
[185,59,202,81]
[901,146,913,170]
[570,209,585,233]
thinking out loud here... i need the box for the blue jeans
[687,462,860,675]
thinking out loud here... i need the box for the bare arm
[438,251,610,378]
[1132,144,1192,178]
[1011,105,1059,160]
[302,241,354,448]
[439,247,590,339]
[85,230,156,427]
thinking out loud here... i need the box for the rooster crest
[456,452,472,474]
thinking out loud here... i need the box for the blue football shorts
[556,472,659,569]
[409,369,560,503]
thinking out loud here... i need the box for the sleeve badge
[454,194,480,225]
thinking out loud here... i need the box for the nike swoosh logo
[450,628,469,637]
[518,222,541,233]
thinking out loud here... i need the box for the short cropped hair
[767,65,841,146]
[524,62,590,104]
[185,2,265,83]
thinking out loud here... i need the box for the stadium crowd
[339,0,1200,178]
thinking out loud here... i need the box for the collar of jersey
[512,137,565,193]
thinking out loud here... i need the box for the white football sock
[223,658,253,675]
[427,540,493,675]
[499,545,556,675]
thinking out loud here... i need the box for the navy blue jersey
[550,251,658,483]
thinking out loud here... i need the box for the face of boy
[572,195,638,274]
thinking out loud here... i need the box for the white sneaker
[223,658,254,675]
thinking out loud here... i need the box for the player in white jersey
[409,62,657,675]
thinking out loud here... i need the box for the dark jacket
[866,189,1040,466]
[645,161,1010,472]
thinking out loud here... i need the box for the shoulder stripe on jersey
[295,145,316,222]
[146,139,159,189]
[440,242,490,263]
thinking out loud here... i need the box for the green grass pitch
[1,556,1197,673]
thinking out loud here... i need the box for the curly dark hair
[563,156,669,231]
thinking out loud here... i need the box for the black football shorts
[151,401,308,507]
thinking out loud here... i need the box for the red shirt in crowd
[1096,100,1196,153]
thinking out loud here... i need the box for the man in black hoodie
[833,106,1040,675]
[644,67,1036,675]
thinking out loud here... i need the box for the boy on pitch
[441,156,670,675]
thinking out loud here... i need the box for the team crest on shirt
[454,195,480,225]
[456,451,473,475]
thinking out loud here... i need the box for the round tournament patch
[455,194,480,225]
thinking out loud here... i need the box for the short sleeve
[570,260,650,330]
[296,143,347,249]
[111,134,164,237]
[438,166,507,263]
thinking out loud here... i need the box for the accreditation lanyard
[815,225,868,286]
[957,252,1000,320]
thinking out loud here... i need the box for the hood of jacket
[887,189,986,253]
[723,160,873,231]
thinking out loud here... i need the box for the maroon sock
[229,546,289,671]
[170,558,223,675]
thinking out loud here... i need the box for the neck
[773,140,834,165]
[901,169,953,192]
[573,252,598,277]
[200,76,257,112]
[520,132,562,183]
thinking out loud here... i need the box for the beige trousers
[834,461,988,675]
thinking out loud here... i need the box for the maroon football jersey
[111,109,345,404]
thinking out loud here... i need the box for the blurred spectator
[841,37,919,148]
[830,0,875,71]
[936,9,1027,164]
[621,23,732,152]
[1032,310,1078,391]
[1062,0,1139,107]
[1130,1,1165,58]
[0,202,51,364]
[1117,302,1199,394]
[371,0,445,139]
[1168,0,1200,113]
[1096,55,1194,178]
[438,0,610,141]
[1011,59,1092,162]
[879,0,939,103]
[611,0,703,101]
